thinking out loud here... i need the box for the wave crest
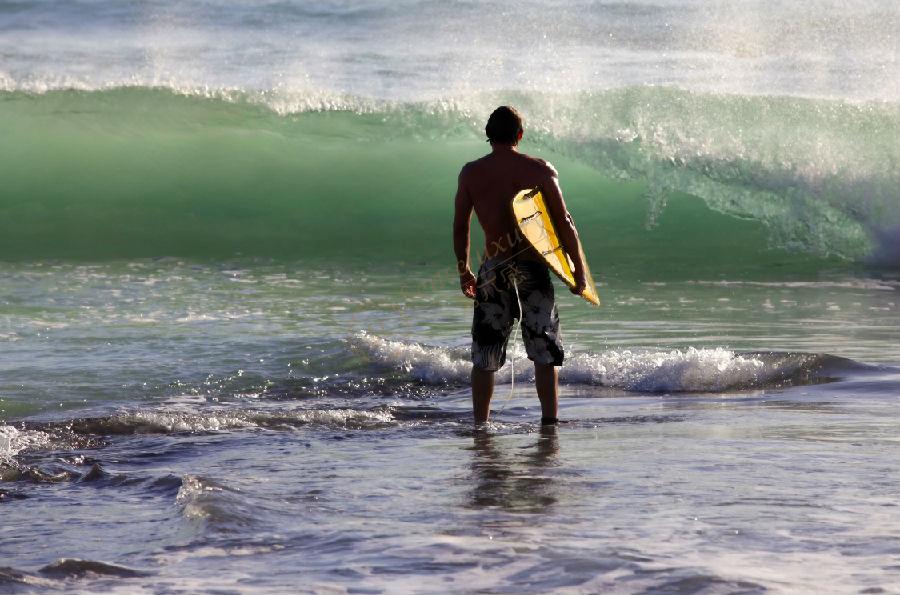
[0,86,895,264]
[351,334,853,393]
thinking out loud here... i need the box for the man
[453,105,587,425]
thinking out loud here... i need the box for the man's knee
[471,364,496,376]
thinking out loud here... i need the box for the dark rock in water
[38,559,150,579]
[0,489,28,501]
[79,463,108,482]
[0,466,23,482]
[147,473,184,493]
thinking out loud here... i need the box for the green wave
[1,87,894,277]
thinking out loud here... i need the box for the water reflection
[467,426,560,513]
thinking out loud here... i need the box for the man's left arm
[453,169,476,299]
[541,168,588,295]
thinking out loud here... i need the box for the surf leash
[495,275,522,416]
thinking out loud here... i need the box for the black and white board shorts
[471,257,564,372]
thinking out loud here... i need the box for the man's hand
[460,270,477,299]
[570,268,586,296]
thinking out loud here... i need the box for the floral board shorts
[471,257,564,372]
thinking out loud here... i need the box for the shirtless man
[453,105,587,425]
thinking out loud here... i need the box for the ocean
[1,0,899,592]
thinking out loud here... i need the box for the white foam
[282,408,393,426]
[355,334,807,393]
[153,544,285,565]
[176,475,224,519]
[0,425,17,459]
[562,348,769,392]
[694,279,899,291]
[0,425,52,460]
[104,407,395,434]
[354,332,471,385]
[174,313,219,322]
[117,411,256,433]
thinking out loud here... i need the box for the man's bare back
[458,150,557,261]
[454,144,586,298]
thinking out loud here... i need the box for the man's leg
[514,262,563,425]
[472,366,495,423]
[534,363,558,423]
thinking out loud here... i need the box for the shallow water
[2,261,899,593]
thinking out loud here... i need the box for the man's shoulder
[518,153,559,177]
[458,155,488,179]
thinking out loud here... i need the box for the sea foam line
[353,333,826,393]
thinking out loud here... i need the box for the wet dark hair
[485,105,523,144]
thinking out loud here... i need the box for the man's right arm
[453,167,477,299]
[540,168,588,294]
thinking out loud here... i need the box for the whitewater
[1,1,900,593]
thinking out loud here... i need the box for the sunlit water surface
[1,261,899,593]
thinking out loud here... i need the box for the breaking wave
[351,334,861,393]
[0,86,896,271]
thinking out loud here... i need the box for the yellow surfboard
[512,187,600,306]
